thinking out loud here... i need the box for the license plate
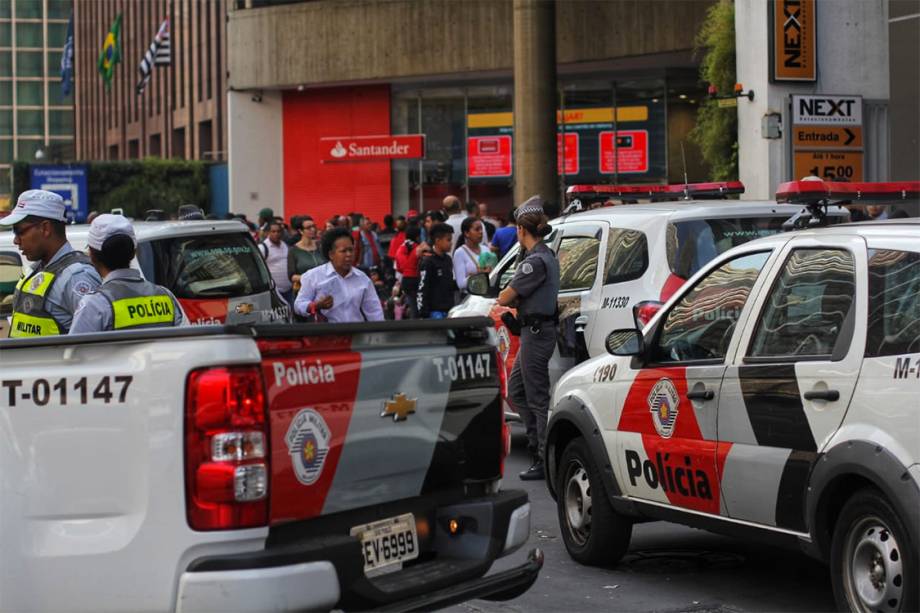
[350,513,419,574]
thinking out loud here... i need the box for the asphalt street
[449,427,836,613]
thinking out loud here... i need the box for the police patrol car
[457,182,848,415]
[546,180,920,612]
[0,219,289,328]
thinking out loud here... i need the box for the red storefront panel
[283,85,392,225]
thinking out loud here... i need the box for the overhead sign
[557,133,579,175]
[30,164,89,223]
[792,95,863,126]
[468,135,512,178]
[320,134,425,162]
[772,0,816,81]
[599,130,649,174]
[794,151,864,182]
[792,126,862,149]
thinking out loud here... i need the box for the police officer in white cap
[70,214,184,334]
[497,195,560,480]
[1,189,101,337]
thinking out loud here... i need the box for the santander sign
[321,134,425,162]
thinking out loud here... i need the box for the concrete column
[736,0,890,199]
[228,89,284,220]
[512,0,557,207]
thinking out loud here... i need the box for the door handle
[686,389,715,401]
[804,389,840,402]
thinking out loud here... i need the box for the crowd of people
[250,197,523,324]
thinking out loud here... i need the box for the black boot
[519,458,545,481]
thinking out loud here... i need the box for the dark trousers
[508,323,556,461]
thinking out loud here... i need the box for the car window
[558,235,600,292]
[498,247,520,289]
[153,233,272,299]
[667,217,786,280]
[0,251,22,302]
[497,228,558,290]
[604,228,647,285]
[652,252,771,363]
[866,249,920,357]
[748,248,856,359]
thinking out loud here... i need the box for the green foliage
[11,159,211,218]
[689,0,738,181]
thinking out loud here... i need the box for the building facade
[227,0,714,224]
[73,0,228,163]
[0,0,74,199]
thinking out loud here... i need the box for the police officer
[1,190,101,338]
[497,196,560,480]
[69,214,184,333]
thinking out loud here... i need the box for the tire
[556,437,632,565]
[830,488,918,613]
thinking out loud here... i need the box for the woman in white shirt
[453,217,485,292]
[293,227,385,323]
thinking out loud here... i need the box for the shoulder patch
[521,262,534,275]
[72,280,93,297]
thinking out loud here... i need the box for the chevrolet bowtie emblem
[381,393,417,422]
[235,302,254,314]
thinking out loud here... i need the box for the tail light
[185,366,269,530]
[634,300,663,328]
[500,419,511,478]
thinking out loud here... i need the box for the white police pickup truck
[0,317,540,611]
[545,180,920,612]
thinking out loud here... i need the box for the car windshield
[667,217,786,280]
[154,233,272,299]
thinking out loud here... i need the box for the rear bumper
[177,489,538,612]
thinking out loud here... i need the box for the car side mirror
[467,272,497,298]
[605,328,645,356]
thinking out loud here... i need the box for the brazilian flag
[97,14,122,90]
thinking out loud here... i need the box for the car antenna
[680,141,690,200]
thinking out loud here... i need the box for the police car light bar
[566,181,745,202]
[776,179,920,204]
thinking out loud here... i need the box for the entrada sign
[772,0,816,81]
[320,135,425,162]
[791,94,865,182]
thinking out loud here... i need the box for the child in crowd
[417,223,457,319]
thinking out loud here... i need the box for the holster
[501,311,522,336]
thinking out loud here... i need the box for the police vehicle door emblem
[285,408,331,485]
[647,378,680,438]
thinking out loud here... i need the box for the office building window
[16,80,42,105]
[14,0,42,19]
[15,51,42,76]
[15,22,42,47]
[16,108,42,134]
[48,109,72,135]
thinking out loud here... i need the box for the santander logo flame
[330,141,347,158]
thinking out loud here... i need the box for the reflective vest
[98,277,179,330]
[10,251,91,338]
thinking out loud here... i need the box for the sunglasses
[12,221,42,237]
[302,224,316,230]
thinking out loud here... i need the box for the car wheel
[556,437,632,565]
[830,488,918,613]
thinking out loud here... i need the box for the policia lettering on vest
[69,214,184,334]
[497,196,560,481]
[1,189,102,338]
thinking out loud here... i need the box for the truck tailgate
[256,319,502,526]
